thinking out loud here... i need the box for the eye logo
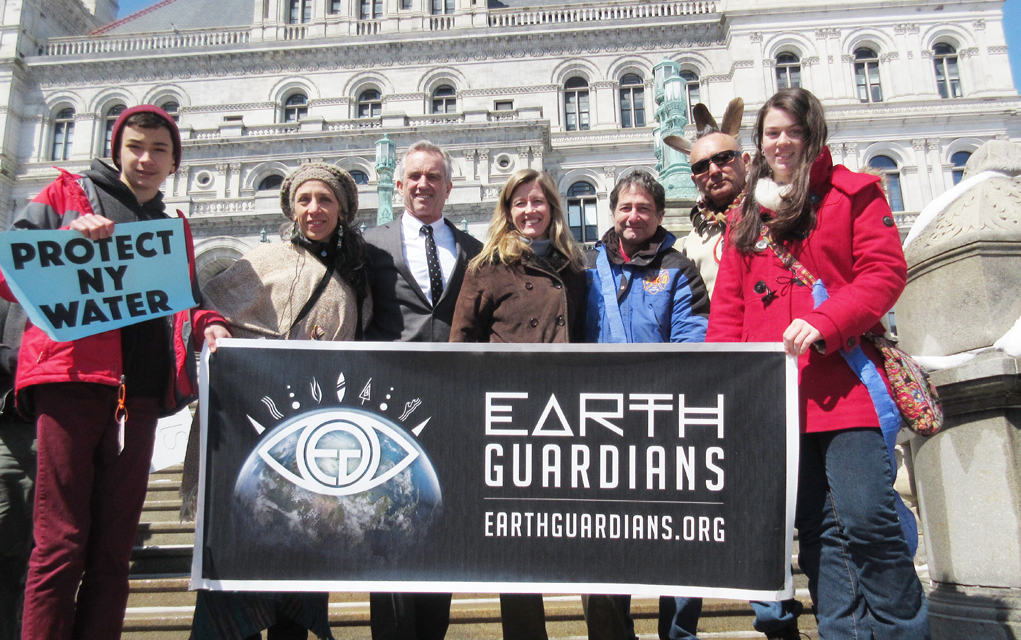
[256,409,420,496]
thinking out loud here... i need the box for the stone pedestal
[898,140,1021,639]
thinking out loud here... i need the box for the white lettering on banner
[481,511,722,542]
[484,393,726,439]
[486,392,529,435]
[484,443,725,491]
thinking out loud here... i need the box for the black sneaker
[764,629,804,640]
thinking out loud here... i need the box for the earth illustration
[233,407,442,568]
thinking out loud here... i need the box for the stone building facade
[0,0,1017,281]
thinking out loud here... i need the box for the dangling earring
[335,227,344,254]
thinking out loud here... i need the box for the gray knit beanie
[280,163,359,224]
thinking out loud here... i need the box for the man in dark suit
[364,140,482,640]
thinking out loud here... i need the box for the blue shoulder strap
[812,280,919,556]
[595,247,628,344]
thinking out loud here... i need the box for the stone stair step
[136,521,196,546]
[121,592,817,640]
[141,499,186,522]
[131,544,194,575]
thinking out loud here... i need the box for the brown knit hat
[280,163,359,224]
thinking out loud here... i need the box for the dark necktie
[422,225,444,307]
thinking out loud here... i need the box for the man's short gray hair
[399,140,454,183]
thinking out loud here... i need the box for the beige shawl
[202,242,370,341]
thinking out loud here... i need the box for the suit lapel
[435,219,467,307]
[390,219,431,307]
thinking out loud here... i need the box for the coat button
[530,318,539,327]
[525,282,533,290]
[847,337,856,348]
[882,216,895,227]
[754,280,767,294]
[556,316,565,326]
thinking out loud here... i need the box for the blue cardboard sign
[0,218,197,341]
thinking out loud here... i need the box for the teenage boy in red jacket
[1,105,230,640]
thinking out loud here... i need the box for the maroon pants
[21,383,159,640]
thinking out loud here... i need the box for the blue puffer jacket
[584,227,710,344]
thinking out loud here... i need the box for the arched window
[854,48,883,103]
[432,85,456,114]
[360,0,382,19]
[868,155,904,212]
[51,107,75,161]
[431,0,453,14]
[350,170,370,185]
[103,104,126,158]
[160,100,180,122]
[951,150,971,185]
[357,89,382,118]
[680,70,700,121]
[257,174,285,191]
[564,77,590,132]
[567,181,598,243]
[288,0,311,23]
[619,73,645,129]
[283,93,308,123]
[776,53,802,90]
[934,43,962,99]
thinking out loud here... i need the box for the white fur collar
[754,179,792,211]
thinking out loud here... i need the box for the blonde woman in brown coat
[449,169,587,639]
[450,169,587,345]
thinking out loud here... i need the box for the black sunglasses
[690,149,741,176]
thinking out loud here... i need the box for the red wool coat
[707,148,907,433]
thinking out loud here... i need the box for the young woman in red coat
[707,89,929,639]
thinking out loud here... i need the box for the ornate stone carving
[880,52,899,63]
[749,32,763,42]
[912,139,927,152]
[972,19,986,30]
[927,139,941,152]
[894,23,919,34]
[517,146,530,158]
[182,103,276,114]
[215,163,229,174]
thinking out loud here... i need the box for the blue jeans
[797,428,929,640]
[658,597,801,639]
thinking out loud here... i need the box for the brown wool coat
[449,250,588,344]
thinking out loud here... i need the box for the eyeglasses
[690,149,741,176]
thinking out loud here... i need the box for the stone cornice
[460,85,560,97]
[27,22,725,87]
[182,102,277,114]
[825,98,1021,121]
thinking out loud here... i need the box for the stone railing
[326,117,383,131]
[356,20,381,36]
[192,198,256,216]
[245,123,301,136]
[487,0,716,27]
[429,15,455,31]
[283,25,307,40]
[43,27,250,56]
[407,113,465,126]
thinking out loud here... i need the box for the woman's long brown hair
[730,88,828,252]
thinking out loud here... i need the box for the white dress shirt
[401,212,458,305]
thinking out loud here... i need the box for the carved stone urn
[897,140,1021,639]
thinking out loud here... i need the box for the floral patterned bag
[760,225,943,436]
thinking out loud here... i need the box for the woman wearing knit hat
[185,163,371,640]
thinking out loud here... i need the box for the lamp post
[375,134,396,225]
[652,58,697,201]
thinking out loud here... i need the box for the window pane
[568,202,581,227]
[886,175,904,212]
[583,201,597,226]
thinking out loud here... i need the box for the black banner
[194,341,797,600]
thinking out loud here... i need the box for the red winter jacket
[707,148,907,433]
[0,169,225,416]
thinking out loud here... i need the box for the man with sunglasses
[682,134,750,297]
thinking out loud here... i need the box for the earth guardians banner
[193,340,798,601]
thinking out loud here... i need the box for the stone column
[927,139,947,197]
[477,148,490,185]
[897,140,1021,639]
[463,148,477,181]
[912,138,933,204]
[529,145,543,171]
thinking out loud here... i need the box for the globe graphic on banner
[233,407,442,567]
